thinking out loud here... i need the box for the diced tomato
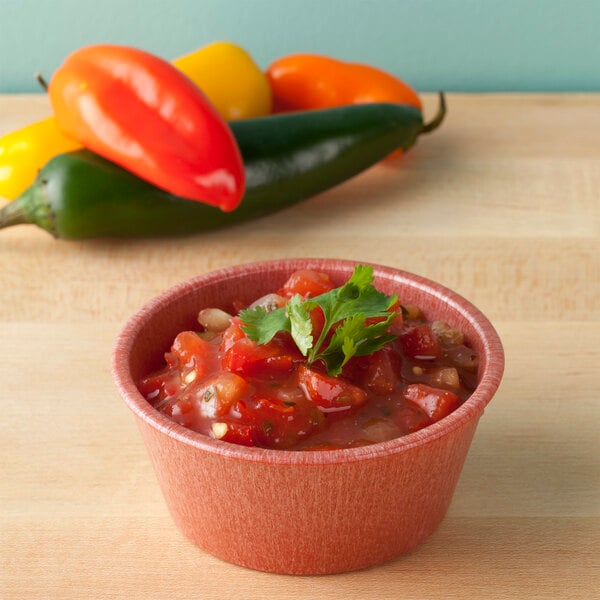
[219,318,246,353]
[403,383,460,423]
[228,394,324,449]
[394,405,431,434]
[211,421,257,446]
[169,398,194,418]
[275,332,307,361]
[255,397,296,415]
[279,269,335,298]
[399,324,442,359]
[164,398,196,428]
[297,365,367,412]
[358,346,402,395]
[252,397,295,446]
[360,301,403,335]
[309,306,326,340]
[191,371,251,417]
[164,351,178,369]
[138,367,181,402]
[249,395,324,448]
[387,301,404,335]
[171,331,218,377]
[223,337,294,378]
[363,301,402,334]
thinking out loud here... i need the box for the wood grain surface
[1,94,598,599]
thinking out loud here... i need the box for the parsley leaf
[239,265,398,376]
[288,294,313,355]
[239,304,289,345]
[315,312,397,376]
[306,264,397,326]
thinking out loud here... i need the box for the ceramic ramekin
[112,259,504,575]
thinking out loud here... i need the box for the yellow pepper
[173,41,272,120]
[0,117,81,200]
[0,41,272,200]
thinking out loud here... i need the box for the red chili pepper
[48,44,245,211]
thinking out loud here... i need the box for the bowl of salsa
[112,258,504,574]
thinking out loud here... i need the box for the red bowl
[112,258,504,575]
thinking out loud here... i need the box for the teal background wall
[1,0,598,93]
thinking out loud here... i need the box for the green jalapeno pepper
[0,95,445,240]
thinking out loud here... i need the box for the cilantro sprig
[239,265,398,376]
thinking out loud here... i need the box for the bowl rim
[112,258,504,466]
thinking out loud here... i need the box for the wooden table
[1,94,598,599]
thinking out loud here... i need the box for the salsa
[138,267,479,450]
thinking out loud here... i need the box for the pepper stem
[35,72,49,91]
[0,197,30,229]
[421,92,447,134]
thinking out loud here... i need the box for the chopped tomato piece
[219,318,246,353]
[387,302,404,335]
[223,337,294,378]
[169,398,194,417]
[164,350,178,369]
[279,269,335,298]
[164,398,196,428]
[138,367,181,402]
[211,421,257,446]
[191,371,251,417]
[357,346,402,395]
[275,332,307,361]
[399,324,441,359]
[171,331,218,376]
[249,395,324,448]
[309,306,326,340]
[394,405,431,434]
[403,383,460,423]
[297,365,367,412]
[228,394,324,449]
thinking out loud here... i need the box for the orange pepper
[266,53,422,113]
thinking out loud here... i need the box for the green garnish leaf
[288,294,313,356]
[239,265,399,376]
[239,304,289,345]
[316,312,397,376]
